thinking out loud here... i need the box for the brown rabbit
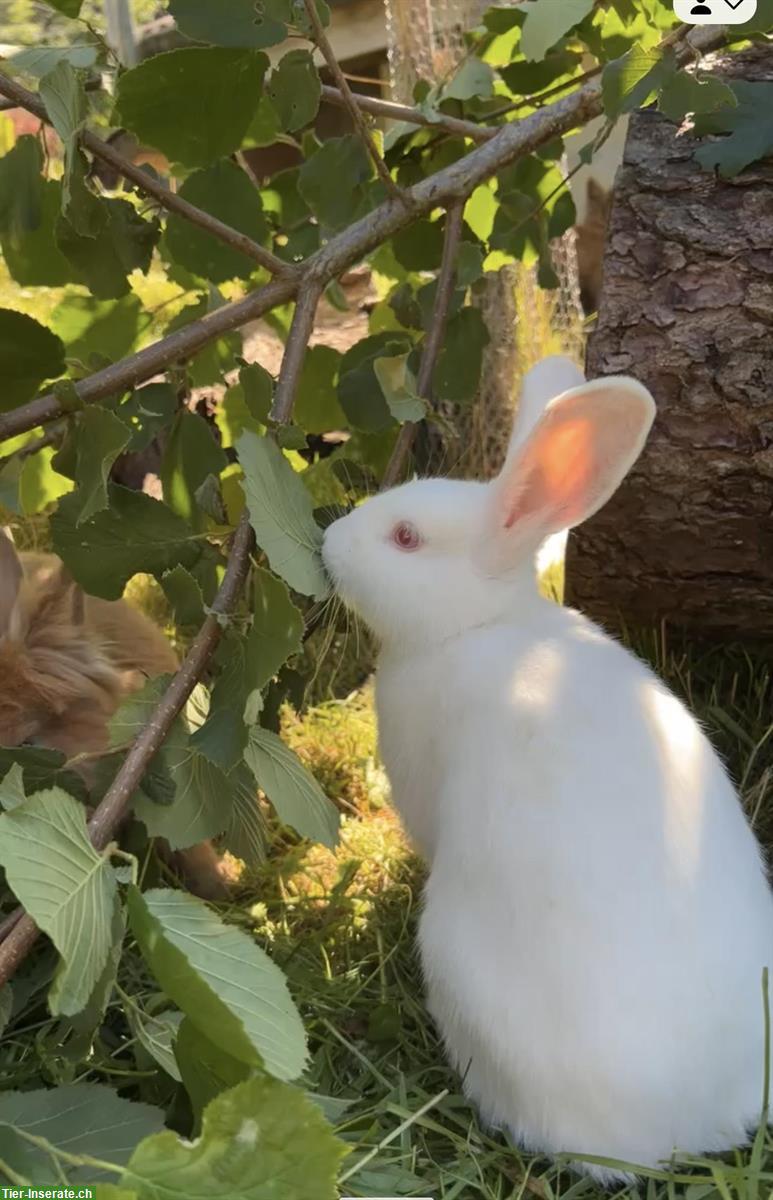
[0,532,228,899]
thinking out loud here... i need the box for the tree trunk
[565,48,773,641]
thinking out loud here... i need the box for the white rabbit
[322,364,773,1180]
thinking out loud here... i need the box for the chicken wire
[383,0,585,478]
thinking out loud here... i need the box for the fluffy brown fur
[0,535,228,899]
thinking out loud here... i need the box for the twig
[0,513,255,989]
[0,70,291,279]
[381,201,464,489]
[302,0,411,208]
[320,84,498,145]
[270,282,324,425]
[0,22,730,445]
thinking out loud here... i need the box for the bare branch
[0,21,730,445]
[0,70,292,278]
[381,202,465,489]
[270,282,324,425]
[302,0,411,209]
[0,512,256,988]
[320,84,497,145]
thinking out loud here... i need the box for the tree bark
[566,48,773,641]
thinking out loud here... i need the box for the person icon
[691,1,712,11]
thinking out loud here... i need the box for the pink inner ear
[504,414,597,531]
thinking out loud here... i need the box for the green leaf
[337,331,413,432]
[294,345,345,434]
[123,1076,347,1199]
[127,1004,183,1082]
[392,218,445,271]
[249,565,304,691]
[236,430,327,598]
[374,353,427,423]
[0,309,65,411]
[267,49,321,133]
[443,57,496,100]
[602,45,675,119]
[0,985,12,1036]
[67,906,125,1039]
[694,82,773,179]
[0,763,26,810]
[42,0,84,14]
[658,72,737,124]
[161,410,228,525]
[127,886,308,1079]
[241,361,274,423]
[2,178,72,287]
[51,485,205,600]
[246,726,339,849]
[19,445,73,514]
[298,135,374,231]
[0,789,119,1017]
[39,61,104,237]
[174,1018,251,1126]
[115,48,268,169]
[8,42,97,77]
[56,198,160,299]
[433,307,489,405]
[189,650,257,771]
[0,1085,163,1185]
[166,293,240,387]
[110,681,232,849]
[221,767,268,869]
[67,407,132,525]
[170,0,288,48]
[520,0,595,61]
[119,382,178,453]
[161,564,205,626]
[165,159,269,283]
[0,747,88,804]
[50,293,144,365]
[0,136,43,238]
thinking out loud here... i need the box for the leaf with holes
[127,887,308,1079]
[246,726,339,849]
[237,430,326,597]
[122,1076,347,1199]
[0,309,65,411]
[267,49,321,133]
[0,789,119,1016]
[170,0,288,48]
[115,48,268,169]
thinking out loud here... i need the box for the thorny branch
[302,0,410,208]
[381,202,465,489]
[0,70,292,279]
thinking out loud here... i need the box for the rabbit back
[379,603,773,1175]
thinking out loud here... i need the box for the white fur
[322,367,773,1180]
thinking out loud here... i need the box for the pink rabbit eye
[391,521,421,551]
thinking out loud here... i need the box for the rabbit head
[323,370,655,649]
[0,534,123,758]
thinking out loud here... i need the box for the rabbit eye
[391,521,421,551]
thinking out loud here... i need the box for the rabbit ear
[0,529,23,635]
[488,377,655,563]
[509,356,586,455]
